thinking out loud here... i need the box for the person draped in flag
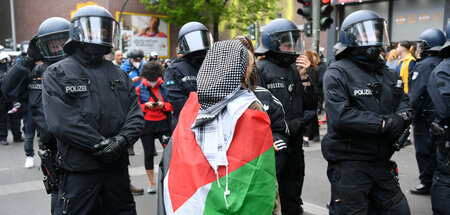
[157,40,276,215]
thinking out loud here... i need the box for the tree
[141,0,279,41]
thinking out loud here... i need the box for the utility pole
[10,0,17,51]
[312,0,320,53]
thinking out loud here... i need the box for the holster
[38,147,60,194]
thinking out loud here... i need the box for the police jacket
[427,58,450,125]
[257,57,317,150]
[409,55,442,120]
[42,52,144,172]
[163,57,200,128]
[322,57,413,162]
[0,63,11,104]
[253,86,289,149]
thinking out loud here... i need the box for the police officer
[322,10,412,214]
[1,17,69,212]
[42,6,144,214]
[164,22,212,129]
[408,28,445,195]
[255,18,316,215]
[427,22,450,214]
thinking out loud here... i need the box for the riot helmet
[440,22,450,58]
[177,22,213,56]
[64,5,119,55]
[337,10,389,60]
[255,18,303,56]
[416,28,445,57]
[36,17,70,61]
[20,41,29,55]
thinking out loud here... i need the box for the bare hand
[156,101,164,109]
[145,102,155,109]
[296,55,310,78]
[132,76,142,83]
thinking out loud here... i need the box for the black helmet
[416,28,445,56]
[255,18,303,56]
[64,5,119,55]
[36,17,70,61]
[440,22,450,57]
[177,22,213,55]
[20,41,29,55]
[129,49,144,60]
[336,10,389,59]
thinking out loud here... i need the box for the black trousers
[327,160,411,215]
[0,102,22,141]
[413,116,437,186]
[54,168,136,215]
[141,132,165,170]
[431,142,450,214]
[276,148,305,215]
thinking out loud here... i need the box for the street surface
[0,119,433,215]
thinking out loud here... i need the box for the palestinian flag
[158,93,276,215]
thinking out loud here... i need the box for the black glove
[288,118,305,135]
[381,114,405,140]
[27,36,43,63]
[93,136,128,163]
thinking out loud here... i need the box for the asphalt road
[0,121,433,215]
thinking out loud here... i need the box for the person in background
[386,48,399,70]
[303,49,321,145]
[113,50,124,67]
[396,41,416,94]
[136,61,173,194]
[408,28,446,195]
[121,49,145,88]
[0,52,23,146]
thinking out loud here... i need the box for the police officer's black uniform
[164,22,212,129]
[427,23,450,214]
[256,18,317,215]
[408,28,446,195]
[322,10,411,214]
[42,6,144,214]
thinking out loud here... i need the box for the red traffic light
[298,0,311,6]
[322,0,331,4]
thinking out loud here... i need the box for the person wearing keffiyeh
[157,40,276,215]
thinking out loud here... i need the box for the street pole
[10,0,17,51]
[118,0,130,52]
[312,0,320,53]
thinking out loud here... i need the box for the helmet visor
[179,30,213,54]
[72,17,119,48]
[38,31,69,59]
[344,19,390,47]
[270,30,303,55]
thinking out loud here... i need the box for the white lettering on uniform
[65,85,88,93]
[28,84,42,90]
[353,89,372,96]
[181,76,197,82]
[267,83,285,89]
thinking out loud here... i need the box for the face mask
[78,44,106,65]
[267,52,298,67]
[351,47,382,62]
[148,81,158,87]
[132,62,141,69]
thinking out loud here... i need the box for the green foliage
[141,0,279,32]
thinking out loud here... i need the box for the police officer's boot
[130,184,144,195]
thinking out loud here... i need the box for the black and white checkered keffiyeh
[197,40,249,111]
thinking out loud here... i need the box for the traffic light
[297,0,312,20]
[320,0,333,30]
[304,21,312,37]
[247,23,256,40]
[4,38,12,49]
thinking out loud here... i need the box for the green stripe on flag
[203,147,276,215]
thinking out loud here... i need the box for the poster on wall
[116,12,169,58]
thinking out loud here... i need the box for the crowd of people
[0,5,449,215]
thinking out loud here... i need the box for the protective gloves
[26,36,43,64]
[288,118,306,135]
[381,114,407,140]
[93,135,128,163]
